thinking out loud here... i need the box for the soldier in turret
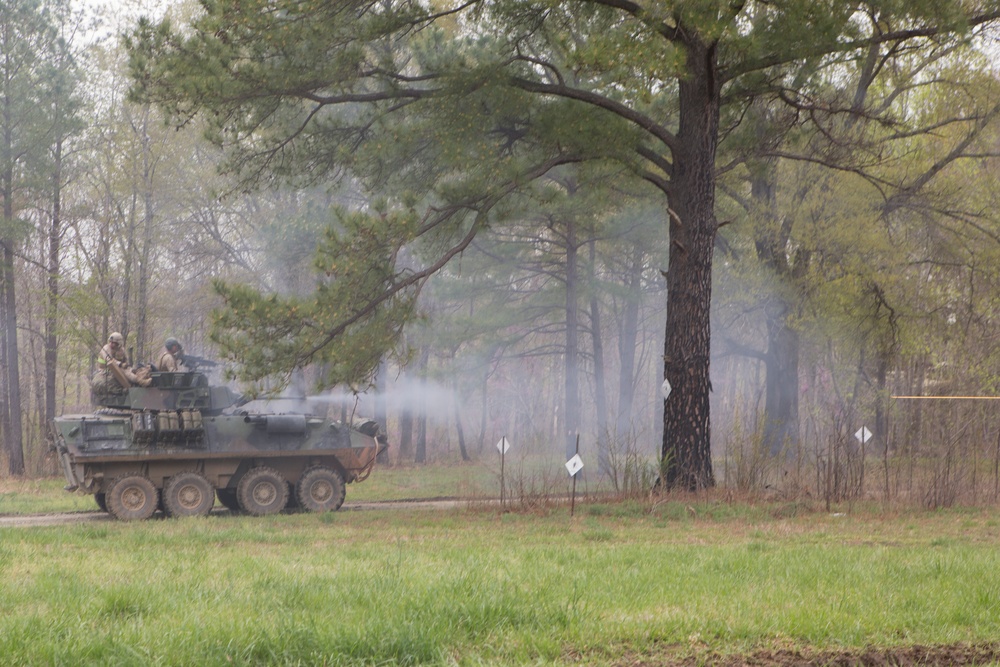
[93,332,148,394]
[157,337,186,372]
[100,332,128,368]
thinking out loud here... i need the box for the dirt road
[0,498,466,528]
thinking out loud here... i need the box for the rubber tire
[296,466,346,512]
[216,488,240,512]
[95,492,108,513]
[163,471,215,518]
[236,466,288,516]
[107,475,159,521]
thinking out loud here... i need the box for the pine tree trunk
[661,37,719,491]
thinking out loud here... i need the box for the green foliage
[127,2,430,188]
[211,208,421,394]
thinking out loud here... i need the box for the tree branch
[508,77,680,154]
[300,152,585,361]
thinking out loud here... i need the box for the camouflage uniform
[157,338,185,372]
[93,332,143,394]
[93,333,128,394]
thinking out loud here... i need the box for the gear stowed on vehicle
[53,370,387,521]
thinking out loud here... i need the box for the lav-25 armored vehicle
[53,367,386,521]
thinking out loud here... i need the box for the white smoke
[262,377,459,424]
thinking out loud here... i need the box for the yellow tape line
[891,396,1000,400]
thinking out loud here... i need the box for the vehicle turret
[93,371,245,414]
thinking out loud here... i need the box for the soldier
[100,332,128,368]
[157,337,185,372]
[93,332,144,394]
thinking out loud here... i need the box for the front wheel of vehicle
[296,466,345,512]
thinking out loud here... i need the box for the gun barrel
[181,354,218,369]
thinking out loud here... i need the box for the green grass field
[3,466,1000,665]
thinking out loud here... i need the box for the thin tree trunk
[617,243,642,439]
[588,239,610,475]
[415,347,428,463]
[750,147,803,458]
[763,315,800,456]
[0,289,9,470]
[397,356,414,463]
[374,359,390,465]
[0,123,23,473]
[477,353,492,454]
[398,408,413,463]
[2,242,23,475]
[135,111,155,361]
[453,377,470,462]
[564,218,580,459]
[120,191,136,342]
[44,137,62,446]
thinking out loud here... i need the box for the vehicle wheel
[106,475,158,521]
[163,471,215,518]
[95,492,108,513]
[296,466,345,512]
[236,466,288,516]
[216,488,240,512]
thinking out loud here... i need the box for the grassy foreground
[3,488,1000,665]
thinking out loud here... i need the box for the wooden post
[500,435,506,510]
[570,433,579,517]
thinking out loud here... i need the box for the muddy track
[0,497,465,528]
[616,642,1000,666]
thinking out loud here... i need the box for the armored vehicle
[53,370,386,521]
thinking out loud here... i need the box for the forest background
[4,0,1000,508]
